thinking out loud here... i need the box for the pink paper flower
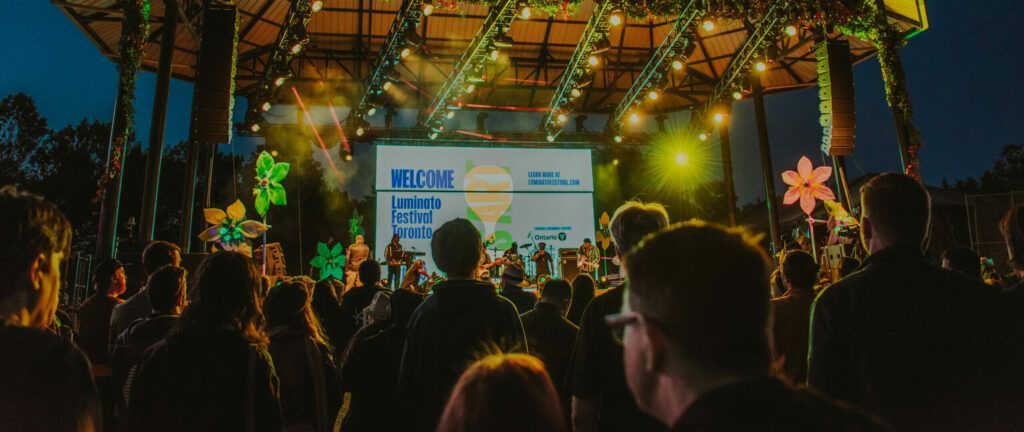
[782,156,835,215]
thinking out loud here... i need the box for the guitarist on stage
[384,234,404,288]
[532,242,554,279]
[577,238,601,278]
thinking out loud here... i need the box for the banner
[375,144,596,277]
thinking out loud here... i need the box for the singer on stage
[384,234,404,288]
[532,242,554,278]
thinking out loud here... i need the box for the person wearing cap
[265,281,342,432]
[500,264,537,314]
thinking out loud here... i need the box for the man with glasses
[613,221,885,431]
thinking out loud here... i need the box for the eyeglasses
[605,311,670,345]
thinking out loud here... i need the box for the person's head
[500,265,526,291]
[178,251,267,347]
[358,260,382,287]
[859,173,931,253]
[621,221,770,424]
[312,279,339,312]
[431,218,482,279]
[582,238,592,249]
[355,234,365,244]
[610,200,670,272]
[437,353,564,432]
[510,242,518,250]
[941,246,981,279]
[838,257,860,279]
[0,186,72,329]
[92,259,127,297]
[390,288,424,329]
[539,278,572,315]
[264,280,331,350]
[146,265,187,315]
[1000,205,1024,276]
[570,274,596,305]
[780,250,818,292]
[538,242,546,251]
[142,241,182,276]
[392,234,400,244]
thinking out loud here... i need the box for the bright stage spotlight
[645,131,720,194]
[785,25,798,36]
[613,135,623,143]
[520,6,532,19]
[274,76,287,87]
[755,61,767,72]
[428,131,439,140]
[356,126,366,137]
[422,3,434,16]
[311,0,323,12]
[290,42,303,55]
[400,47,413,58]
[345,153,353,161]
[647,90,660,101]
[546,134,555,142]
[367,107,378,117]
[732,91,743,100]
[628,112,640,124]
[712,112,725,124]
[675,152,688,165]
[702,20,715,32]
[588,55,601,68]
[261,101,272,112]
[672,59,684,70]
[609,11,624,26]
[250,123,261,133]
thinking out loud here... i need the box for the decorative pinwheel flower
[782,156,835,215]
[253,151,290,218]
[198,200,269,255]
[310,242,346,281]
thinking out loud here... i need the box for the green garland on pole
[96,0,150,200]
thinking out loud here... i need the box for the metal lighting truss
[605,0,702,134]
[347,0,426,127]
[542,0,617,140]
[254,0,314,112]
[687,0,786,134]
[420,0,521,135]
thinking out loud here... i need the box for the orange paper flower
[782,156,835,215]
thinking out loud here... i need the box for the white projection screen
[375,144,596,276]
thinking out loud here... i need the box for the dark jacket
[808,245,1024,432]
[267,328,342,432]
[521,302,578,397]
[570,286,664,432]
[671,377,888,432]
[341,324,407,432]
[111,313,179,407]
[0,323,101,431]
[337,285,386,351]
[77,293,123,368]
[500,285,537,314]
[399,278,527,432]
[769,288,814,384]
[128,328,283,432]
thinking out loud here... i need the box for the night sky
[2,1,1022,204]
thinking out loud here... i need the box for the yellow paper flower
[198,200,269,254]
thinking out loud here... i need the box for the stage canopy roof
[56,0,928,114]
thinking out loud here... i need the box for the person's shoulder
[0,325,91,369]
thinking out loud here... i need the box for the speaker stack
[817,38,856,156]
[191,4,239,144]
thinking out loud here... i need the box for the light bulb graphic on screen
[464,165,513,238]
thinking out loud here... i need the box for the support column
[718,113,738,227]
[832,155,854,211]
[752,77,781,254]
[178,140,201,253]
[96,1,149,259]
[139,0,178,244]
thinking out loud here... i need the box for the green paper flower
[253,151,290,218]
[310,242,346,281]
[198,199,270,255]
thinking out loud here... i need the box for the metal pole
[95,84,129,259]
[178,140,200,252]
[139,0,179,244]
[751,77,781,254]
[832,155,854,212]
[718,114,738,227]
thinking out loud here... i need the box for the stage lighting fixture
[428,131,439,140]
[367,108,378,117]
[311,0,323,12]
[612,158,619,166]
[489,48,500,61]
[294,26,310,45]
[421,3,434,16]
[557,113,568,124]
[520,6,532,19]
[446,110,455,119]
[588,55,601,67]
[613,135,623,143]
[702,20,715,32]
[356,126,366,136]
[345,153,353,161]
[592,37,612,55]
[628,112,640,124]
[382,81,394,91]
[270,150,279,157]
[274,76,287,87]
[290,43,303,55]
[465,83,476,94]
[609,10,624,26]
[755,61,767,72]
[713,112,725,124]
[698,132,708,141]
[400,47,413,58]
[570,88,582,99]
[672,59,684,70]
[261,101,272,112]
[732,91,743,100]
[785,25,798,36]
[546,134,555,142]
[647,90,660,101]
[675,152,688,165]
[250,123,261,133]
[494,35,515,48]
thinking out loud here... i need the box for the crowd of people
[3,172,1024,431]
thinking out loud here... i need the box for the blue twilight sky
[1,1,1022,204]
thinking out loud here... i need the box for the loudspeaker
[191,4,239,144]
[559,248,580,282]
[817,39,855,156]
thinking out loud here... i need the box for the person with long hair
[311,279,346,354]
[265,281,342,432]
[128,251,283,431]
[566,274,595,326]
[437,353,565,432]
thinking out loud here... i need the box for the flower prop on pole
[253,151,290,218]
[782,156,835,261]
[310,242,346,281]
[198,200,269,256]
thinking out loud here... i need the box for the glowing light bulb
[311,0,323,12]
[613,135,623,143]
[345,153,353,161]
[732,91,743,100]
[609,13,623,26]
[647,90,659,101]
[675,152,687,165]
[557,113,568,124]
[422,3,434,16]
[261,101,272,112]
[612,158,619,166]
[713,112,725,124]
[250,123,261,133]
[356,126,365,136]
[489,49,500,61]
[570,88,582,98]
[400,47,412,58]
[274,76,287,87]
[520,6,532,19]
[785,25,798,36]
[367,107,377,117]
[382,81,394,91]
[291,43,303,55]
[588,55,600,67]
[628,112,640,124]
[672,59,684,70]
[755,61,767,72]
[702,20,715,32]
